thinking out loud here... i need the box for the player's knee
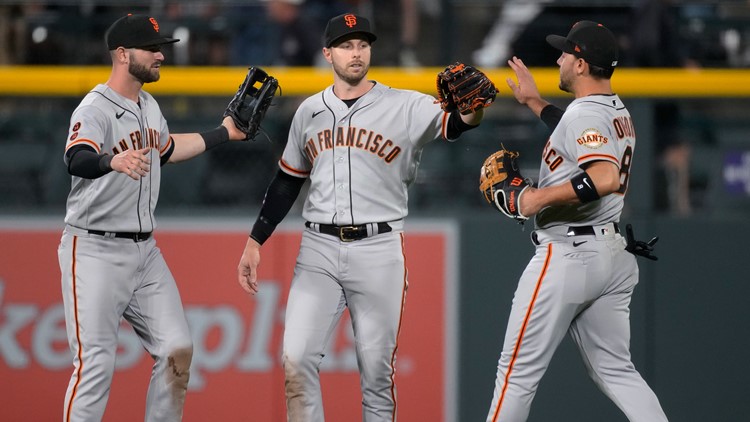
[282,348,321,382]
[167,346,193,391]
[282,350,303,375]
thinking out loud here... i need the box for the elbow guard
[571,171,600,203]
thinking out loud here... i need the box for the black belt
[566,223,620,236]
[306,222,392,242]
[88,230,152,242]
[532,223,620,245]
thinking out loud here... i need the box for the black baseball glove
[624,223,659,260]
[479,147,531,223]
[223,66,279,141]
[436,62,497,114]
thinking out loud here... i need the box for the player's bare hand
[506,56,542,106]
[110,147,151,180]
[237,237,261,295]
[222,116,247,142]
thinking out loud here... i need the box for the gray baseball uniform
[279,82,451,421]
[58,84,192,421]
[486,94,668,421]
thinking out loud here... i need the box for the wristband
[571,171,600,203]
[98,154,113,173]
[200,125,229,150]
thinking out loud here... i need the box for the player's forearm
[66,146,113,178]
[167,133,206,163]
[459,107,484,126]
[525,97,551,118]
[521,184,578,216]
[539,104,564,131]
[250,170,306,245]
[521,162,621,216]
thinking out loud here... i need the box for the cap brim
[327,32,377,48]
[546,34,573,54]
[133,37,180,48]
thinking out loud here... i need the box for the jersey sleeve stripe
[65,139,100,153]
[279,159,310,177]
[160,136,174,155]
[577,153,619,165]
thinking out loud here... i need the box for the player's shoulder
[78,84,127,110]
[74,86,115,117]
[299,91,325,109]
[373,84,438,112]
[568,94,625,113]
[375,83,429,100]
[77,85,106,106]
[565,96,616,121]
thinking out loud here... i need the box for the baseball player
[57,14,251,421]
[236,13,493,421]
[483,21,668,421]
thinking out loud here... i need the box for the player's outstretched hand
[237,237,261,295]
[110,147,151,180]
[506,56,542,107]
[624,223,659,261]
[222,115,249,142]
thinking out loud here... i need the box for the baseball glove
[436,62,497,114]
[479,148,531,222]
[223,66,279,141]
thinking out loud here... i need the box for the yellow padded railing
[1,66,748,97]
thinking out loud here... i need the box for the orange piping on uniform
[491,243,553,422]
[578,153,618,164]
[279,159,311,177]
[389,233,408,421]
[65,236,83,422]
[160,136,174,154]
[65,138,100,153]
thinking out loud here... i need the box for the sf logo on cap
[344,14,357,28]
[149,17,159,32]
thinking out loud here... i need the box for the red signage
[0,224,454,421]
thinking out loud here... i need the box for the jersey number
[543,144,633,194]
[617,146,633,194]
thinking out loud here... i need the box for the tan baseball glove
[479,148,531,222]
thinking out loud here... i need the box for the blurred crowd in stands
[0,0,421,67]
[1,0,749,69]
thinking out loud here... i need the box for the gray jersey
[535,94,635,228]
[279,82,449,225]
[63,84,171,232]
[487,95,666,422]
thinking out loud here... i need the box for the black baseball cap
[324,13,377,48]
[105,14,179,50]
[546,21,618,70]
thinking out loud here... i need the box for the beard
[129,57,160,84]
[332,59,368,86]
[558,72,573,94]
